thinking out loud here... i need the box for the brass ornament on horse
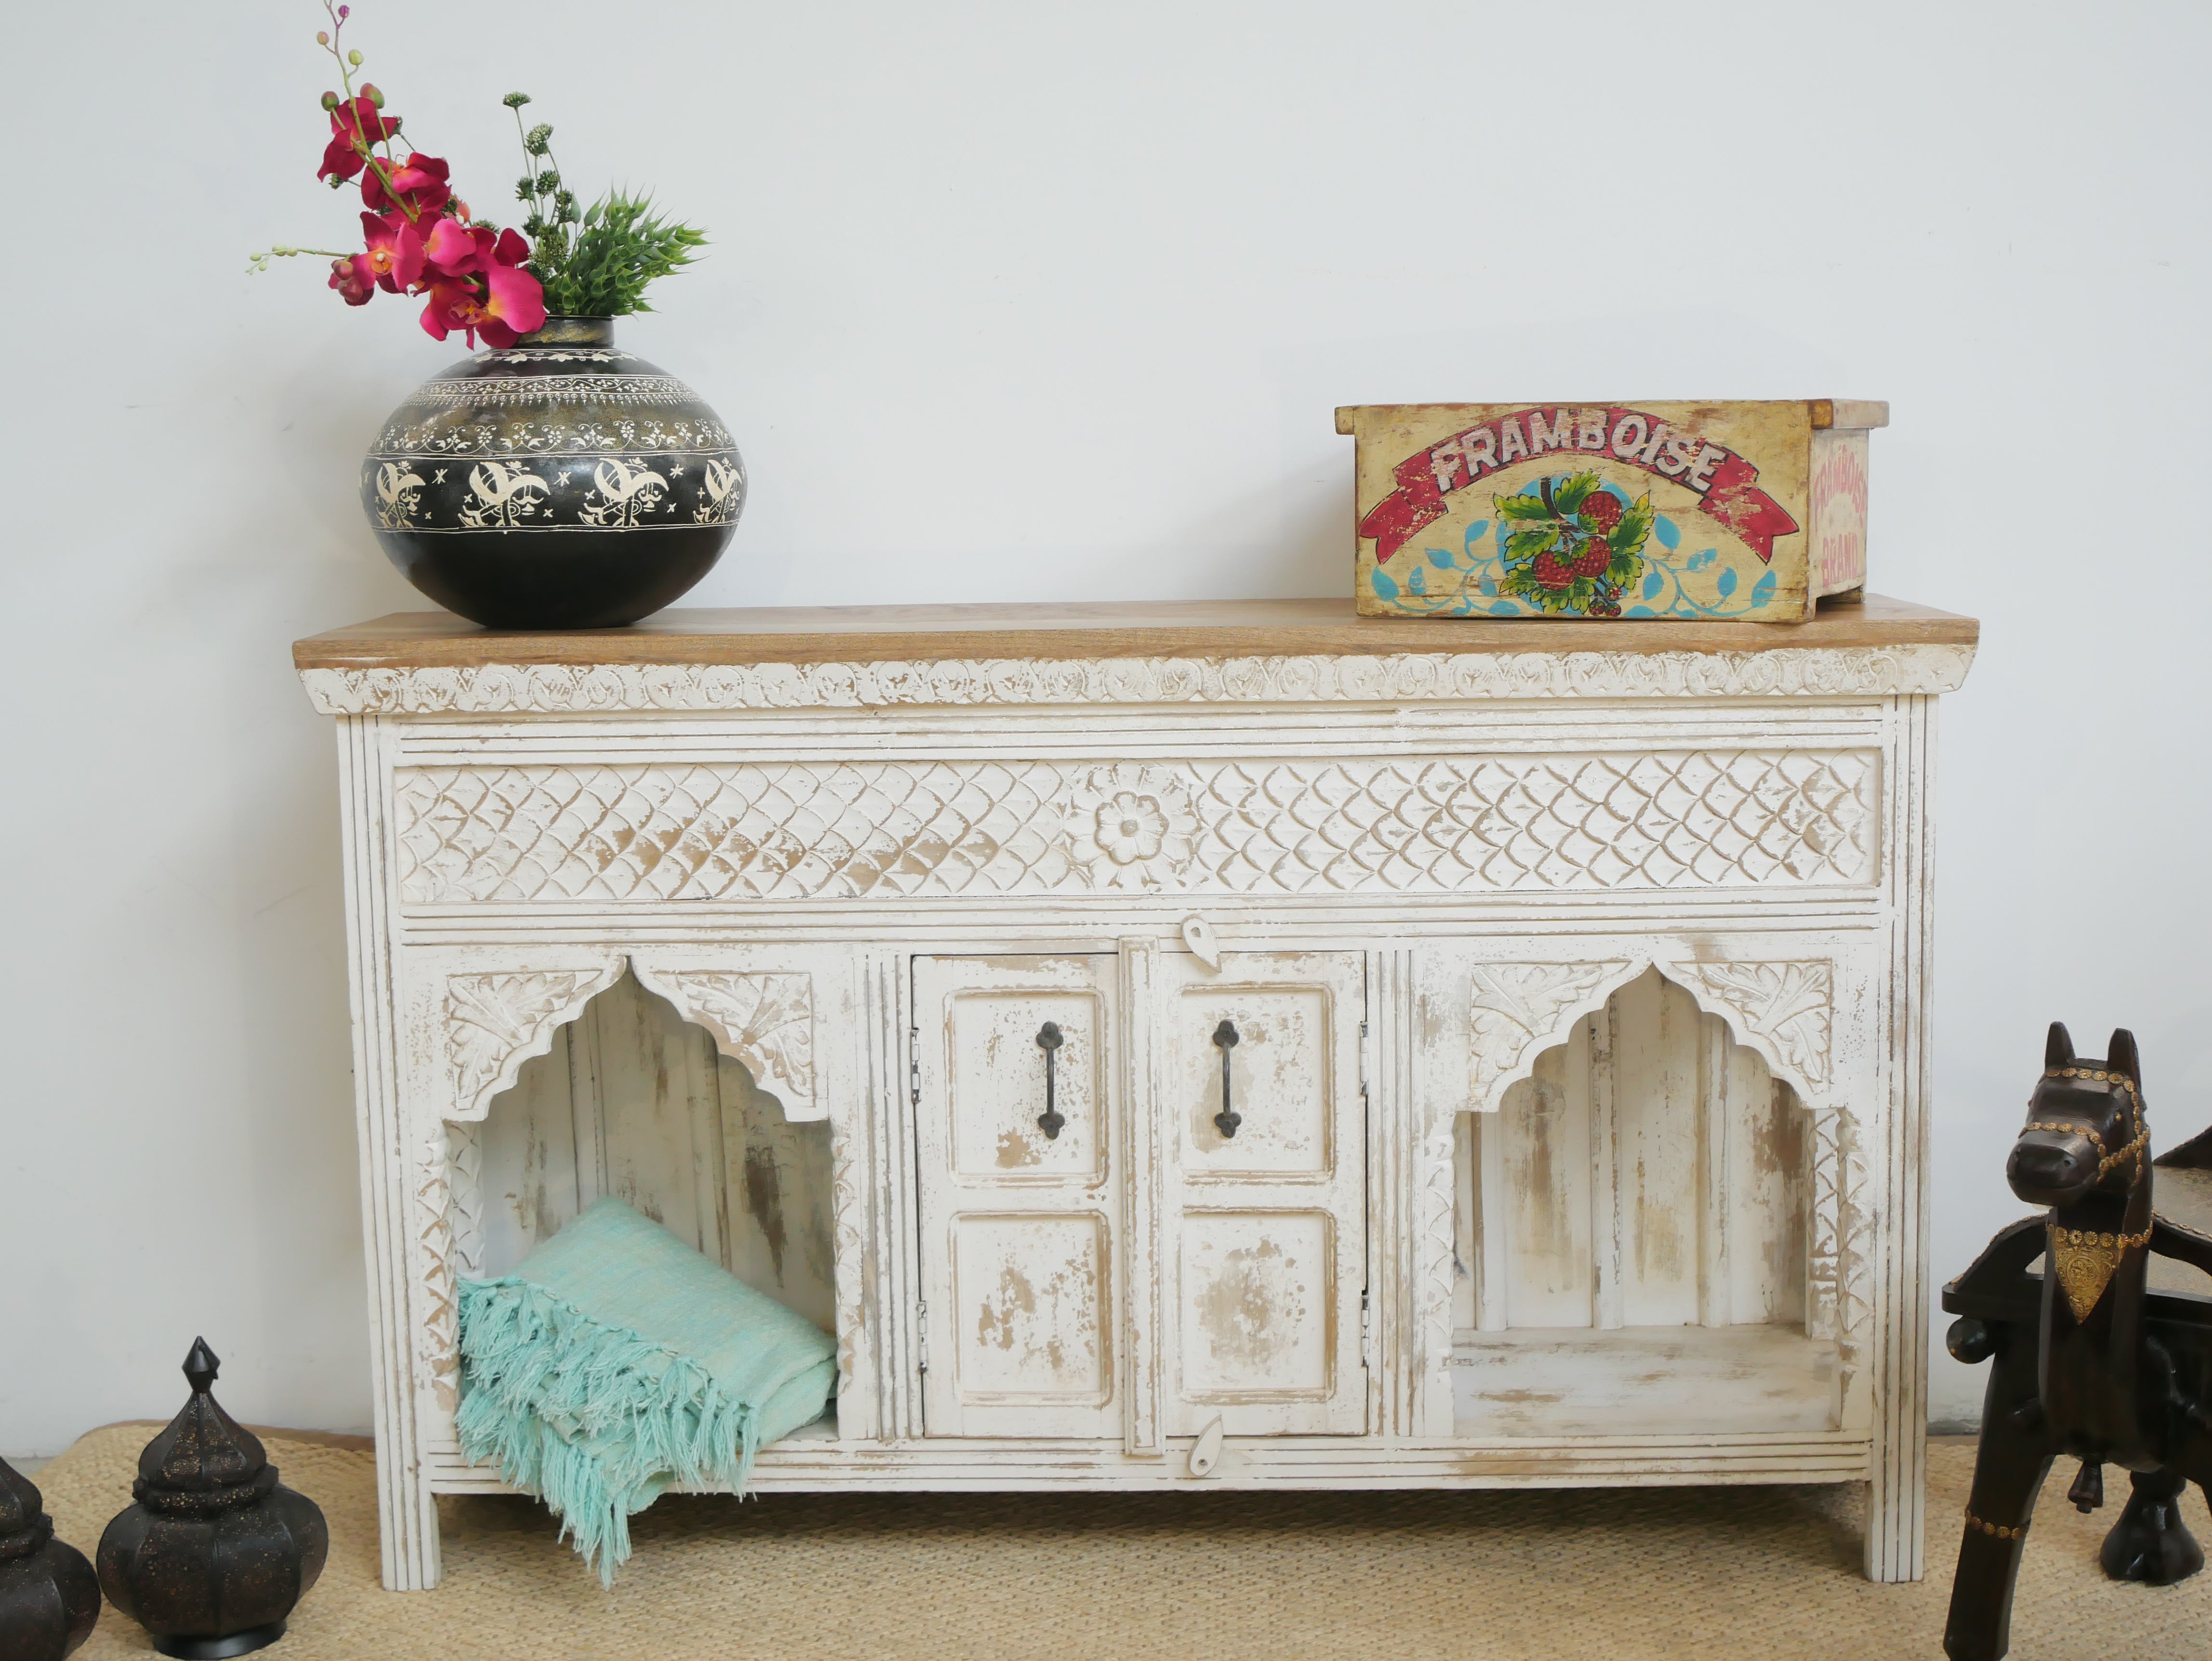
[2046,1219,2150,1321]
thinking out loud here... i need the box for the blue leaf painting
[1751,570,1776,606]
[1627,605,1656,618]
[1489,601,1521,616]
[1372,567,1399,602]
[1427,549,1454,569]
[1409,567,1426,594]
[1642,571,1663,601]
[1686,547,1717,572]
[1716,567,1738,599]
[1654,515,1680,550]
[1463,519,1490,552]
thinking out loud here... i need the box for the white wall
[2,0,2204,1452]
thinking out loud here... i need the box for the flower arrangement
[251,1,705,346]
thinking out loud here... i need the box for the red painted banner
[1359,406,1800,565]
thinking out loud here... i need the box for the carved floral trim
[301,644,1974,715]
[393,750,1876,905]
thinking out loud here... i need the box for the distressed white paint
[310,649,1953,1590]
[1159,951,1367,1436]
[913,954,1123,1438]
[1452,1327,1841,1437]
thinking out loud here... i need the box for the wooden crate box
[1337,400,1885,622]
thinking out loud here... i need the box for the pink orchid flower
[364,150,449,217]
[317,91,398,184]
[419,263,546,350]
[422,221,531,281]
[421,215,488,277]
[358,211,424,292]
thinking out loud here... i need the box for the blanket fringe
[456,1277,759,1584]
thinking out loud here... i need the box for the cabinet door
[1159,951,1367,1436]
[914,955,1121,1438]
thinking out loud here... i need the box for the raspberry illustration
[1491,473,1653,616]
[1567,538,1612,580]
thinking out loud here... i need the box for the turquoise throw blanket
[456,1197,837,1582]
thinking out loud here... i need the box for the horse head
[2008,1022,2147,1209]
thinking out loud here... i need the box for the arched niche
[455,967,835,1335]
[1452,966,1839,1439]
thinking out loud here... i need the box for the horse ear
[2046,1023,2075,1069]
[2107,1029,2142,1086]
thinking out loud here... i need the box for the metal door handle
[1036,1021,1066,1139]
[1212,1019,1241,1138]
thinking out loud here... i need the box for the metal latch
[1360,1292,1372,1368]
[917,1302,929,1373]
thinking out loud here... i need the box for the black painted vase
[0,1457,99,1661]
[360,316,745,629]
[96,1342,328,1660]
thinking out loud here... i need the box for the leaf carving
[1467,960,1633,1112]
[1678,959,1833,1096]
[648,970,816,1119]
[444,968,614,1120]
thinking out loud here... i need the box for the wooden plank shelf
[296,593,1975,672]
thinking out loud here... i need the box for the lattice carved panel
[393,751,1877,904]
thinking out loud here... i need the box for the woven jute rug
[30,1427,2211,1658]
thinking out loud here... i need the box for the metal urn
[96,1342,328,1660]
[360,315,745,629]
[0,1457,99,1661]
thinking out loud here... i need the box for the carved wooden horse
[1943,1023,2212,1659]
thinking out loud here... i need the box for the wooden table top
[294,593,1976,672]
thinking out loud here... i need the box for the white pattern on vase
[695,458,742,525]
[374,462,429,528]
[579,457,672,526]
[457,461,552,527]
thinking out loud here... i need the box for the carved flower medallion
[1068,765,1198,890]
[1097,792,1169,864]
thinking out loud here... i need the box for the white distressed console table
[295,594,1976,1589]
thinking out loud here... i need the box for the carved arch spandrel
[1464,953,1836,1117]
[444,962,624,1121]
[439,959,821,1123]
[629,965,817,1121]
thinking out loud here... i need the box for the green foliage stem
[506,92,706,318]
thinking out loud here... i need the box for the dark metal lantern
[96,1342,328,1660]
[0,1456,100,1661]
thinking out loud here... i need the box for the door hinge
[1359,1021,1369,1099]
[917,1301,929,1374]
[1359,1291,1372,1369]
[909,1027,920,1108]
